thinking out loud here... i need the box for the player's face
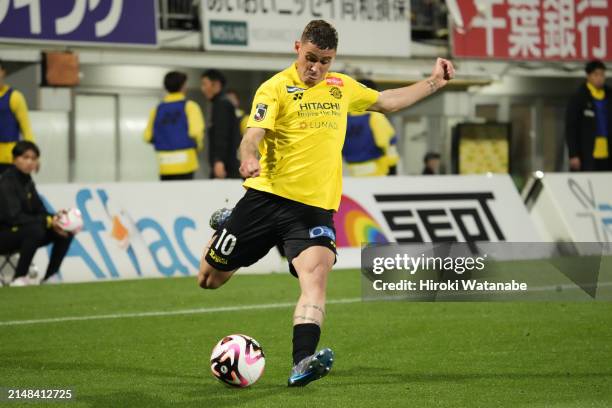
[295,41,336,86]
[13,150,39,175]
[587,69,606,89]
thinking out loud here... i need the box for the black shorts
[205,189,337,276]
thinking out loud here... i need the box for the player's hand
[240,157,261,178]
[430,58,455,87]
[51,215,70,238]
[213,161,227,179]
[569,156,581,171]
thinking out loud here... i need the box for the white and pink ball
[56,208,83,233]
[210,334,265,387]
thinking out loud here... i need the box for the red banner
[451,0,612,61]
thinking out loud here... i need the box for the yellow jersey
[244,64,379,210]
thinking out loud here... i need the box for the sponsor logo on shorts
[326,77,344,87]
[309,226,336,241]
[208,248,228,265]
[254,103,268,121]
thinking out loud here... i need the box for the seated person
[0,141,73,286]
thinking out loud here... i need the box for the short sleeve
[345,76,379,113]
[246,80,280,131]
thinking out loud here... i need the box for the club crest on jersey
[326,77,344,86]
[286,85,306,93]
[254,103,268,121]
[329,86,342,99]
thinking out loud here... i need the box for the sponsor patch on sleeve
[326,77,344,87]
[254,103,268,121]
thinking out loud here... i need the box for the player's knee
[198,274,220,290]
[294,251,334,278]
[197,261,226,290]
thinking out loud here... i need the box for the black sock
[292,323,321,365]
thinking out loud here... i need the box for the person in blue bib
[144,71,205,180]
[0,59,35,175]
[565,60,612,172]
[343,79,399,176]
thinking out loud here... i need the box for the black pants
[160,172,194,181]
[0,224,73,281]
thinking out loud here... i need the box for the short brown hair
[301,20,338,50]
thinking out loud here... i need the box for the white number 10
[215,228,237,256]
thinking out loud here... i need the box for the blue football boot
[209,207,233,231]
[287,348,334,387]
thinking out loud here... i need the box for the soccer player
[198,20,455,387]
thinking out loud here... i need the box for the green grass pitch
[1,268,611,407]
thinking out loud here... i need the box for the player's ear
[294,41,301,54]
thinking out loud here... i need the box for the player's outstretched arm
[370,58,455,114]
[239,127,266,178]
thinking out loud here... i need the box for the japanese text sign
[0,0,157,46]
[202,0,411,57]
[452,0,612,61]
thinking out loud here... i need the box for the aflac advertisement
[35,180,283,283]
[33,176,541,283]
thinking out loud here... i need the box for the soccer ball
[210,334,265,387]
[56,208,83,233]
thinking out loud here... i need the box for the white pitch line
[3,280,612,327]
[0,297,362,327]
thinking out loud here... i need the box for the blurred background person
[144,71,204,181]
[343,79,399,177]
[201,69,242,179]
[422,151,441,175]
[0,59,35,175]
[0,141,73,286]
[565,60,612,172]
[226,89,249,137]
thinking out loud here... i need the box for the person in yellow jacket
[343,79,399,176]
[0,59,35,174]
[144,71,205,180]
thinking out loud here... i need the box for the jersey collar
[289,63,308,88]
[289,63,334,89]
[587,82,605,100]
[163,92,186,102]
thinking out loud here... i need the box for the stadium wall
[524,173,612,243]
[32,175,541,283]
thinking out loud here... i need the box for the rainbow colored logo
[333,195,388,247]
